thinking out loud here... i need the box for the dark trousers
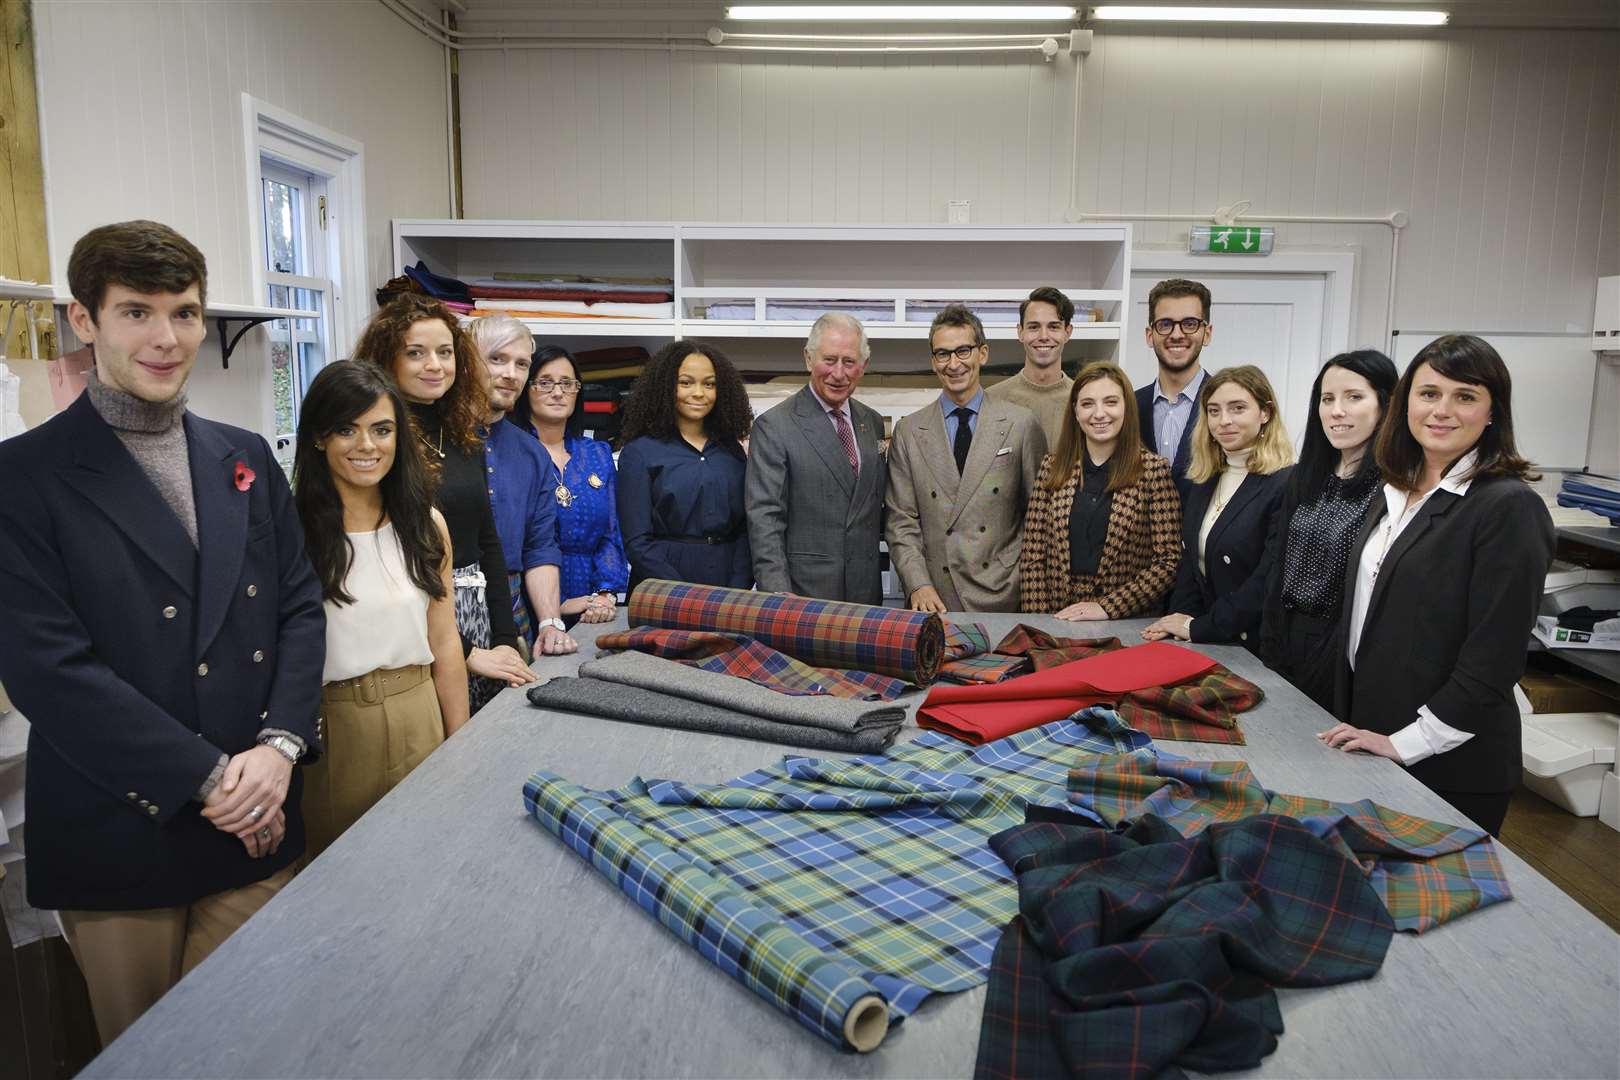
[1266,607,1339,713]
[1431,788,1512,838]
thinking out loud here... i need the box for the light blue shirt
[940,388,985,446]
[1151,369,1207,468]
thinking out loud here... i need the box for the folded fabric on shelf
[917,641,1219,744]
[521,708,1153,1049]
[975,812,1394,1080]
[492,270,673,287]
[401,261,471,304]
[471,277,674,297]
[525,675,901,753]
[983,625,1263,744]
[472,299,675,318]
[470,285,674,304]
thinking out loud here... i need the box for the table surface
[86,614,1620,1079]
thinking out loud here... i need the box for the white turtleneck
[1198,446,1253,575]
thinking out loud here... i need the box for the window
[260,158,332,462]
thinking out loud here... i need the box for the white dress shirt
[1346,450,1480,766]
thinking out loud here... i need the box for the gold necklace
[418,427,445,460]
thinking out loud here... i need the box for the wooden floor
[1500,786,1620,933]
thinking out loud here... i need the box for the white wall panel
[35,0,449,312]
[462,28,1617,346]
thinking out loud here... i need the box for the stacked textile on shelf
[525,651,907,752]
[1557,473,1620,523]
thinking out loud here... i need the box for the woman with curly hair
[353,296,539,714]
[615,340,754,593]
[292,361,467,857]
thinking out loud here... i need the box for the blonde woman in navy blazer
[1321,335,1553,836]
[1144,365,1293,650]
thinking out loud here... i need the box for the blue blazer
[1136,381,1199,501]
[0,394,326,911]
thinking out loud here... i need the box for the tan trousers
[59,864,295,1046]
[301,663,444,860]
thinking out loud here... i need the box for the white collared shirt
[1346,450,1479,765]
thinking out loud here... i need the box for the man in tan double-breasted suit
[885,305,1047,613]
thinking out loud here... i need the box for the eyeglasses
[531,377,581,395]
[1150,317,1208,337]
[930,344,983,363]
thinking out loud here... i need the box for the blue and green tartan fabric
[1062,754,1512,932]
[523,708,1153,1039]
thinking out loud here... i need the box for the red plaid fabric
[593,627,909,700]
[628,580,944,684]
[937,622,1030,684]
[991,624,1262,744]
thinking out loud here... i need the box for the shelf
[0,278,56,302]
[1531,637,1620,685]
[1559,526,1620,556]
[680,319,1122,341]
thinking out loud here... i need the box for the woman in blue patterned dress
[510,346,628,624]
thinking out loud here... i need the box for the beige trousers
[301,663,444,860]
[59,864,296,1046]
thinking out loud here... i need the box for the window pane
[262,178,300,274]
[294,288,327,395]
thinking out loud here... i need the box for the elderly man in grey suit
[885,304,1046,613]
[746,312,887,604]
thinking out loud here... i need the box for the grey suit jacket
[884,395,1046,612]
[745,386,887,604]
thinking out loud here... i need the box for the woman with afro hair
[615,340,755,593]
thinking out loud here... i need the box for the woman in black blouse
[1259,350,1398,709]
[355,297,545,714]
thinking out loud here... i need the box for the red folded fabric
[916,642,1218,745]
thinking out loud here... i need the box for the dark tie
[951,406,973,474]
[832,409,860,475]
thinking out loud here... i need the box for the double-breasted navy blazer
[0,393,325,911]
[1166,466,1292,648]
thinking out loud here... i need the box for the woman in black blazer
[1320,335,1554,837]
[1144,365,1293,651]
[1259,350,1399,709]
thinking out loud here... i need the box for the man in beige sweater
[985,286,1075,448]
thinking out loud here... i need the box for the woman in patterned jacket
[1019,361,1182,619]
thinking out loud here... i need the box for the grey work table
[86,614,1620,1079]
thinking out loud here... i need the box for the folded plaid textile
[522,709,1154,1047]
[628,579,946,684]
[936,622,1031,684]
[992,625,1262,744]
[1062,754,1512,932]
[593,626,910,700]
[975,812,1394,1080]
[919,642,1220,744]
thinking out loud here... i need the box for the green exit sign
[1191,225,1275,255]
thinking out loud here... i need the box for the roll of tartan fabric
[627,579,945,685]
[522,771,893,1051]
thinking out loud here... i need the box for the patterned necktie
[951,406,973,474]
[832,408,860,475]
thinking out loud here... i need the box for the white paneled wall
[34,0,449,305]
[460,29,1619,348]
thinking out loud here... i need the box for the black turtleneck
[408,403,519,652]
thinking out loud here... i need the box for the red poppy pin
[233,461,256,493]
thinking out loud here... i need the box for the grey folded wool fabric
[579,651,906,735]
[525,677,901,753]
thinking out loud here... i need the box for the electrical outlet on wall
[947,200,970,224]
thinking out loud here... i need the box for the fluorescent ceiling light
[720,31,1053,40]
[726,6,1078,21]
[1090,6,1449,25]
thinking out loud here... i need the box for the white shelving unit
[393,220,1133,375]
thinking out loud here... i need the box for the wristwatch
[259,734,303,764]
[538,617,567,633]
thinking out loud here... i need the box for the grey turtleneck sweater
[84,371,198,546]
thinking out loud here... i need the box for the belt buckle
[358,671,383,705]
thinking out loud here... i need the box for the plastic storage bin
[1521,712,1618,816]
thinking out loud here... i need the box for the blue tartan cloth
[523,708,1153,1045]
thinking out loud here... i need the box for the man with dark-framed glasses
[884,305,1046,614]
[1135,278,1213,498]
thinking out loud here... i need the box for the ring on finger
[247,805,264,821]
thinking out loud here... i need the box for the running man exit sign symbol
[1190,225,1275,255]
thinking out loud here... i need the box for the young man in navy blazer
[1135,278,1213,500]
[0,221,325,1044]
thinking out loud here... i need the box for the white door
[1125,271,1331,450]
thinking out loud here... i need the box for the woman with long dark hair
[1320,335,1554,837]
[615,341,754,593]
[1019,361,1181,619]
[1259,350,1399,709]
[292,361,467,858]
[1143,365,1294,649]
[354,296,539,714]
[512,345,628,624]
